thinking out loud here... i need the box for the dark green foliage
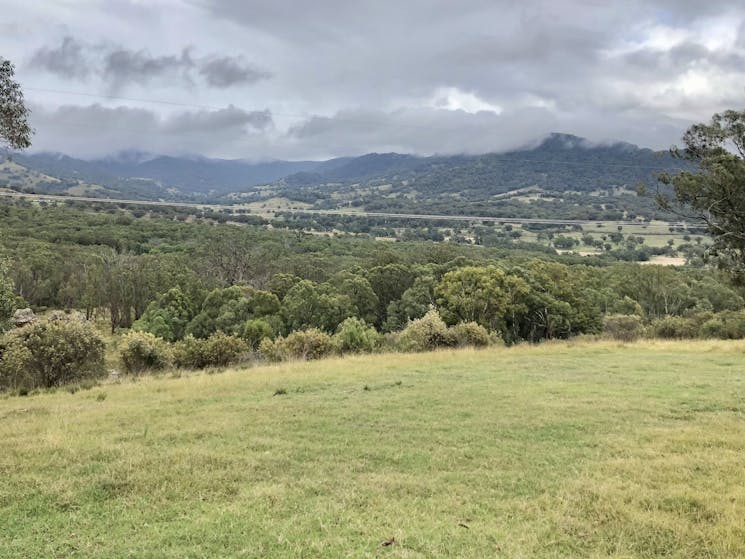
[242,319,275,350]
[651,316,701,339]
[267,273,302,301]
[700,311,745,339]
[0,317,105,391]
[333,317,381,354]
[507,261,603,342]
[280,280,354,333]
[0,58,33,150]
[330,271,379,325]
[385,274,438,332]
[660,109,745,278]
[0,259,14,332]
[119,331,172,374]
[186,286,280,339]
[134,286,196,342]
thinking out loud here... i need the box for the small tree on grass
[119,331,172,374]
[0,317,105,391]
[397,309,454,352]
[333,317,381,354]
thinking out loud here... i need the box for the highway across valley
[0,190,697,231]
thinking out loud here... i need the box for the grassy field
[2,340,745,558]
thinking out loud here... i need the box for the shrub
[603,314,644,342]
[119,331,172,374]
[398,309,454,352]
[242,318,274,350]
[650,316,699,339]
[173,332,248,369]
[333,317,381,354]
[258,337,285,363]
[449,321,491,347]
[0,317,105,391]
[282,328,334,360]
[259,328,334,362]
[201,331,249,367]
[700,311,745,339]
[700,318,727,339]
[172,335,206,369]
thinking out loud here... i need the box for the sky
[3,0,745,160]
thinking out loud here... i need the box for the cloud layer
[29,37,271,91]
[8,0,745,159]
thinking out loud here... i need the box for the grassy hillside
[2,341,744,557]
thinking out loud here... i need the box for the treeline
[0,199,737,339]
[2,199,745,394]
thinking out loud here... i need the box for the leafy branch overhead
[0,58,33,151]
[660,109,745,276]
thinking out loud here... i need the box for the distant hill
[264,133,689,220]
[278,134,681,194]
[3,151,331,199]
[1,134,690,220]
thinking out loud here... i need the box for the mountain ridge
[1,133,687,208]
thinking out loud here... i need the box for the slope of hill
[4,151,344,199]
[273,134,682,197]
[263,134,689,220]
[1,340,743,558]
[2,133,689,220]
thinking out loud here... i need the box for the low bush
[603,314,644,342]
[201,331,249,367]
[650,316,700,339]
[333,317,381,354]
[242,319,274,350]
[700,311,745,339]
[259,328,334,362]
[173,332,248,369]
[172,334,204,369]
[398,309,454,352]
[0,317,105,391]
[119,331,172,374]
[449,321,491,347]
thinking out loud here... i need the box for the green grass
[2,340,745,557]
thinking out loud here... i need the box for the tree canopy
[0,59,32,150]
[660,109,745,276]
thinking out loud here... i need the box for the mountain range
[0,133,688,220]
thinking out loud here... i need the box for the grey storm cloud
[162,105,273,134]
[28,37,271,90]
[13,0,745,159]
[29,37,91,80]
[621,42,745,77]
[28,103,275,158]
[103,47,196,88]
[199,56,272,88]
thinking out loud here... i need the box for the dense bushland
[1,199,745,389]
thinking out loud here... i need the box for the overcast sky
[4,0,745,160]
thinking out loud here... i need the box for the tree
[0,259,15,332]
[659,109,745,276]
[436,266,529,335]
[0,59,33,150]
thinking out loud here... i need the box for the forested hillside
[4,134,689,222]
